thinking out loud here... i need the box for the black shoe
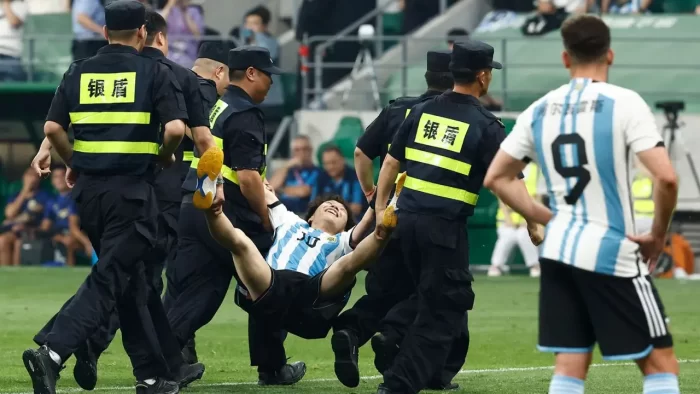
[427,382,460,391]
[257,361,306,386]
[331,329,360,388]
[74,341,98,391]
[135,378,179,394]
[181,338,198,364]
[22,346,61,394]
[377,383,399,394]
[371,333,399,374]
[175,362,205,388]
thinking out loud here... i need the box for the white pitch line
[6,359,698,394]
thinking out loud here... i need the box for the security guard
[23,1,188,393]
[163,46,306,385]
[162,40,232,365]
[332,50,465,391]
[488,162,541,277]
[633,163,654,235]
[372,40,506,394]
[60,11,223,391]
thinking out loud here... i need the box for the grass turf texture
[1,268,699,393]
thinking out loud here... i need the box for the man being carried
[195,148,401,339]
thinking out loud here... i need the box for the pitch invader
[485,15,680,394]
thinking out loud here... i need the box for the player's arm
[227,116,272,231]
[355,106,389,200]
[375,111,414,213]
[484,114,552,226]
[44,74,73,167]
[624,94,678,240]
[152,63,188,158]
[349,205,375,248]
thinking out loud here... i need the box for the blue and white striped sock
[643,373,680,394]
[548,375,585,394]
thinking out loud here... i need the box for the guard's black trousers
[383,213,475,394]
[161,197,288,371]
[333,230,469,387]
[33,177,182,381]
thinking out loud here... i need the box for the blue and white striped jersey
[501,78,663,277]
[265,204,355,276]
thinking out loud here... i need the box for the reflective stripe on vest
[633,177,654,217]
[183,151,194,162]
[191,142,267,185]
[69,112,151,124]
[73,140,159,154]
[404,175,478,205]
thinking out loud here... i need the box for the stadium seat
[662,0,697,12]
[22,13,73,83]
[381,12,403,51]
[333,116,364,142]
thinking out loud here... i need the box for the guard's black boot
[22,346,62,394]
[175,362,205,388]
[331,329,360,388]
[257,361,306,385]
[377,383,400,393]
[135,378,179,394]
[427,382,460,391]
[74,341,98,390]
[181,337,198,364]
[371,333,399,374]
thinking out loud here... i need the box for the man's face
[249,68,272,104]
[51,169,69,192]
[214,65,230,96]
[310,200,348,234]
[322,151,345,178]
[448,42,454,50]
[291,138,312,164]
[245,15,265,33]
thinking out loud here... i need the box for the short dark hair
[229,69,246,81]
[560,15,611,64]
[305,194,356,231]
[246,5,271,26]
[322,145,343,157]
[106,28,138,41]
[447,27,469,44]
[145,10,167,45]
[451,70,477,85]
[424,70,453,91]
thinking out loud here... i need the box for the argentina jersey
[265,204,354,276]
[500,78,663,277]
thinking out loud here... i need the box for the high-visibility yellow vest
[633,176,654,218]
[496,163,539,227]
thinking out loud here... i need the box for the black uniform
[164,46,297,378]
[25,1,188,390]
[332,51,468,390]
[61,46,220,363]
[379,41,505,394]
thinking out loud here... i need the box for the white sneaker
[487,266,502,277]
[529,266,541,278]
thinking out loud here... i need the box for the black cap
[449,39,502,73]
[228,46,282,75]
[426,50,451,72]
[105,0,146,31]
[198,42,232,65]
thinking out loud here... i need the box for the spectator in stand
[314,145,364,220]
[268,135,321,214]
[521,0,587,36]
[160,0,203,68]
[71,0,106,60]
[236,5,283,109]
[39,166,92,267]
[0,167,51,266]
[601,0,652,14]
[0,0,28,82]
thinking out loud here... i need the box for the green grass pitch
[1,267,699,393]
